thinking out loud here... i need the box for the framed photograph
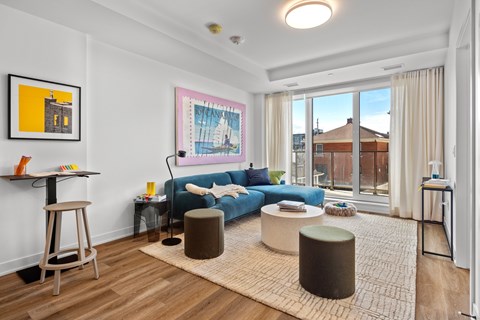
[176,87,246,166]
[8,74,81,141]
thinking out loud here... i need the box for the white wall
[445,0,473,269]
[86,39,255,244]
[0,5,88,275]
[0,5,256,275]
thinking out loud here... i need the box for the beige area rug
[141,213,417,320]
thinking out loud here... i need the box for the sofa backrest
[226,170,249,187]
[165,172,233,195]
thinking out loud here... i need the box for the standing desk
[1,171,100,283]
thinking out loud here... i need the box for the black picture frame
[8,74,81,141]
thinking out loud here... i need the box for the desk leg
[421,188,425,255]
[16,177,58,283]
[16,177,79,284]
[46,177,57,262]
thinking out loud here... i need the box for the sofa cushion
[173,191,216,219]
[246,185,324,206]
[226,170,249,186]
[212,190,265,221]
[245,168,271,186]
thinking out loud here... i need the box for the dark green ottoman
[184,209,224,259]
[299,225,355,299]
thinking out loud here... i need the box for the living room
[0,0,478,319]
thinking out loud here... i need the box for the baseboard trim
[0,226,136,277]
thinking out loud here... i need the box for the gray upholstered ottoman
[299,225,355,299]
[184,208,224,259]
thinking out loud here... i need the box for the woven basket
[324,202,357,217]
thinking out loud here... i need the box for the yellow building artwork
[18,85,72,133]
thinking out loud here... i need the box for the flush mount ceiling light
[285,1,332,29]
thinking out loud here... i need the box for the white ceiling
[0,0,454,93]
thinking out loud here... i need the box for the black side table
[134,198,168,242]
[421,177,453,260]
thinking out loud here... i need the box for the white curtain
[389,67,444,221]
[265,92,292,179]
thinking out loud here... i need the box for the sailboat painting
[175,87,246,166]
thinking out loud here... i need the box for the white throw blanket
[208,182,249,199]
[185,182,249,199]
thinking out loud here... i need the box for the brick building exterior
[44,93,72,134]
[312,118,389,194]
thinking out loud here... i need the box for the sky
[293,87,391,134]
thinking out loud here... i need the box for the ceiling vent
[382,63,404,71]
[284,82,299,87]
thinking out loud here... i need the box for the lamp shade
[177,150,186,158]
[285,1,332,29]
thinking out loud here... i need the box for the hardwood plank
[76,277,170,320]
[0,221,470,320]
[28,289,120,320]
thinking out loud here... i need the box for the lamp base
[162,237,182,246]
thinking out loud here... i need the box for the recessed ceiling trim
[268,32,449,81]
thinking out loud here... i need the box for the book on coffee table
[277,200,306,211]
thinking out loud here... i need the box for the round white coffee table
[261,203,324,255]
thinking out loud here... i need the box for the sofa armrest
[173,191,215,218]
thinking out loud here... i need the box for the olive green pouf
[184,209,224,259]
[299,225,355,299]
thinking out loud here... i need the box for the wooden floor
[0,220,470,320]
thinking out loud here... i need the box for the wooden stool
[39,201,99,295]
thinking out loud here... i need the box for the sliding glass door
[359,88,390,197]
[292,84,390,203]
[312,93,353,197]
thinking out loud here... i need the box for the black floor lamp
[162,150,186,246]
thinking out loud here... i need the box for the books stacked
[423,179,450,189]
[277,200,306,212]
[135,194,167,203]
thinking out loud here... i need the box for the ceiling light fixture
[285,1,332,29]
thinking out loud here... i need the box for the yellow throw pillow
[268,170,286,185]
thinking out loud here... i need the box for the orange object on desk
[14,156,31,176]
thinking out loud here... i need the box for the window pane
[292,98,306,185]
[359,88,390,196]
[313,93,353,195]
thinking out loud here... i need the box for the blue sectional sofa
[165,170,325,222]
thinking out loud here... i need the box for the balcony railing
[291,150,389,195]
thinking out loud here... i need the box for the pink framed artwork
[175,87,246,166]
